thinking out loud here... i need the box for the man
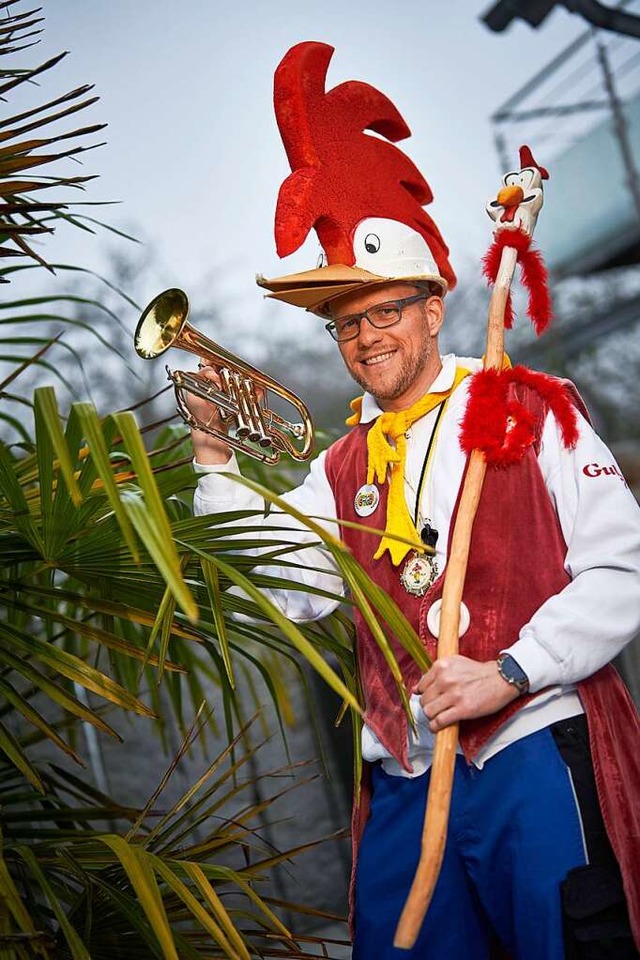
[189,41,640,960]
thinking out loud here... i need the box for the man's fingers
[413,657,456,697]
[420,691,449,720]
[419,686,462,731]
[428,706,459,732]
[413,669,434,694]
[196,363,223,388]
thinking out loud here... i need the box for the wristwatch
[497,653,530,696]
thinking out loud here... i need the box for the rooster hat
[257,42,456,316]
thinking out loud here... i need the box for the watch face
[498,654,529,693]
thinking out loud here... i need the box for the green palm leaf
[0,718,43,792]
[12,846,91,960]
[95,837,179,960]
[0,22,106,271]
[1,717,346,959]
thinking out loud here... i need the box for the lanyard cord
[411,399,448,529]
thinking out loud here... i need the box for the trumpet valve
[220,368,271,447]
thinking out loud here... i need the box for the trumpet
[134,288,314,464]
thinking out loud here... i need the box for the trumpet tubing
[134,288,314,464]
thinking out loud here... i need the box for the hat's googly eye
[364,233,381,254]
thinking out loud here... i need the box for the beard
[348,330,436,403]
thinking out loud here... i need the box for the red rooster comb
[273,41,455,286]
[519,144,549,181]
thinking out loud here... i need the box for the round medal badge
[354,483,380,518]
[400,552,437,597]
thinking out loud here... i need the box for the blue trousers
[353,725,589,960]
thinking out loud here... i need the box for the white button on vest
[426,599,471,638]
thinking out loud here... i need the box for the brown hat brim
[256,264,448,316]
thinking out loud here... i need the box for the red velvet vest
[325,376,640,948]
[324,377,570,768]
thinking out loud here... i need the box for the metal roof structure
[489,8,640,280]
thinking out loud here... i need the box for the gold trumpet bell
[135,288,190,359]
[134,288,314,465]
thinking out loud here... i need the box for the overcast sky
[25,1,593,336]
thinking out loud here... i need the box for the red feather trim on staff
[460,366,579,466]
[482,228,553,335]
[509,365,580,448]
[459,368,535,466]
[519,243,553,335]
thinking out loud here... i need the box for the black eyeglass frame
[324,292,429,343]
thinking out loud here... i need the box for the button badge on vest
[354,483,380,517]
[400,551,437,596]
[426,598,471,638]
[400,522,439,596]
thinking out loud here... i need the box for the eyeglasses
[325,293,429,343]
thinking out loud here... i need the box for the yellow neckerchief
[346,366,471,566]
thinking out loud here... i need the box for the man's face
[330,282,444,411]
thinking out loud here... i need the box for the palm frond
[0,10,106,270]
[0,720,349,959]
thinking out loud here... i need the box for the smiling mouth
[362,351,395,366]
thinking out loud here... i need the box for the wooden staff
[394,147,548,950]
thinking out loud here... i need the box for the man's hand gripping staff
[393,145,553,950]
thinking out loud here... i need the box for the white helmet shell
[352,217,443,283]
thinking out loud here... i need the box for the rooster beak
[497,184,524,208]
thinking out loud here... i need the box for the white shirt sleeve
[507,410,640,691]
[193,450,344,622]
